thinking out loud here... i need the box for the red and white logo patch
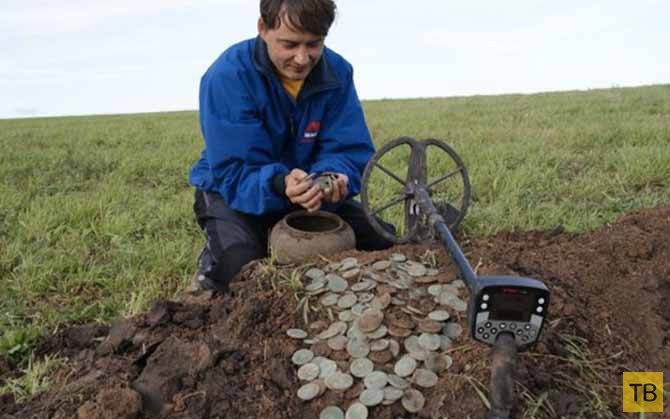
[301,120,321,143]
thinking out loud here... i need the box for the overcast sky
[2,0,668,119]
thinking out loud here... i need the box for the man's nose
[294,48,309,65]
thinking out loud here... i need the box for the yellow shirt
[279,75,304,100]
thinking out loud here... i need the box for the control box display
[469,277,549,348]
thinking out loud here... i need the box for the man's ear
[257,17,266,37]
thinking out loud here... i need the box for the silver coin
[311,356,328,367]
[328,335,348,351]
[359,388,384,406]
[437,290,458,306]
[325,371,354,391]
[305,268,326,281]
[404,336,422,353]
[401,388,425,413]
[363,371,388,389]
[287,328,308,339]
[440,335,453,351]
[306,289,328,298]
[408,349,429,361]
[351,303,368,316]
[320,406,345,419]
[383,386,404,401]
[391,297,407,305]
[408,287,427,300]
[370,339,390,352]
[427,284,443,296]
[297,382,321,401]
[388,339,400,357]
[443,283,461,294]
[339,258,359,272]
[417,318,443,334]
[304,338,319,345]
[424,352,448,373]
[356,292,375,303]
[346,324,367,341]
[391,281,409,291]
[338,293,358,309]
[428,310,450,322]
[327,274,349,293]
[358,308,384,333]
[363,271,380,281]
[292,349,314,366]
[444,322,463,339]
[346,337,370,358]
[345,402,368,419]
[395,262,409,272]
[306,280,327,292]
[351,280,373,292]
[387,374,410,389]
[298,363,321,381]
[315,378,328,396]
[365,325,388,340]
[331,321,349,335]
[418,333,441,351]
[338,310,356,322]
[394,355,417,377]
[413,368,439,388]
[318,325,340,340]
[371,293,392,310]
[452,279,465,288]
[426,268,439,276]
[326,262,341,272]
[350,358,374,378]
[372,260,391,271]
[407,264,427,277]
[390,253,406,262]
[321,293,340,307]
[450,298,468,312]
[317,358,338,379]
[342,268,361,280]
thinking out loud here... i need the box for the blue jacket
[189,37,375,215]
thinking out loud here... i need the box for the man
[188,0,394,292]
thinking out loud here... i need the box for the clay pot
[269,211,355,265]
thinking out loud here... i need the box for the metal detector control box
[469,276,549,348]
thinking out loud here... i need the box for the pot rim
[283,210,344,236]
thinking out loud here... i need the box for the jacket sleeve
[309,69,375,199]
[199,67,290,215]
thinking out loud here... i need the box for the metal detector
[361,137,550,419]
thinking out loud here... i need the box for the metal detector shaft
[413,186,478,292]
[415,185,517,419]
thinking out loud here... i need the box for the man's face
[258,17,325,81]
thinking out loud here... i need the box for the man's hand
[321,173,348,204]
[284,169,323,212]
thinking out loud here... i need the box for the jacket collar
[253,36,340,100]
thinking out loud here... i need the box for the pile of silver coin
[286,253,466,419]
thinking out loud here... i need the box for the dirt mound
[2,207,669,419]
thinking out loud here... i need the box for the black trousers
[193,189,395,291]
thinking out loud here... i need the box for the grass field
[1,84,669,369]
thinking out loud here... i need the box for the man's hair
[260,0,336,37]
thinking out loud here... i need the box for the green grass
[1,85,669,366]
[0,354,61,402]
